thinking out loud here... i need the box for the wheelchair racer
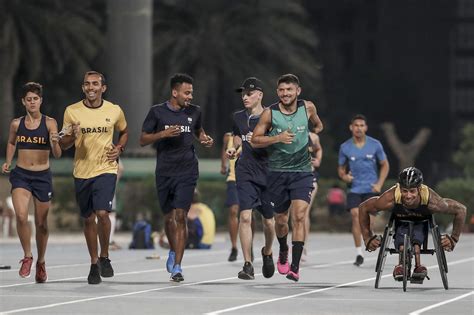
[359,167,467,281]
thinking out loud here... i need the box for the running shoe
[35,261,47,283]
[261,247,275,278]
[167,250,176,273]
[237,262,254,280]
[353,255,364,266]
[19,256,33,278]
[88,263,101,284]
[393,264,404,281]
[170,264,184,282]
[228,248,238,262]
[412,265,427,280]
[99,257,114,277]
[277,250,289,275]
[286,270,299,282]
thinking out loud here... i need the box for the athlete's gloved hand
[441,234,458,252]
[365,235,382,252]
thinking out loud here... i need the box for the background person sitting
[186,189,216,249]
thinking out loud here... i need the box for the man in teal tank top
[252,74,323,282]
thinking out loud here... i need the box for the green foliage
[436,178,474,222]
[51,177,81,230]
[453,123,474,178]
[152,0,323,140]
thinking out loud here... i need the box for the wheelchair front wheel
[402,234,411,292]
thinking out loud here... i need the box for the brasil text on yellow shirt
[62,100,127,179]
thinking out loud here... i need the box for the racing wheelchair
[373,214,448,291]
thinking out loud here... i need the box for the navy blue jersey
[142,101,202,176]
[16,115,50,150]
[232,109,268,184]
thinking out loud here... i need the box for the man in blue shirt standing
[338,114,389,266]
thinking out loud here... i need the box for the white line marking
[0,249,229,273]
[408,291,474,315]
[204,257,474,315]
[0,247,354,314]
[0,260,245,288]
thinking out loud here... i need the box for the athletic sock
[356,246,363,257]
[277,234,289,252]
[291,241,304,271]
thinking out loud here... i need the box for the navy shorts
[346,192,378,211]
[236,180,273,219]
[156,174,198,214]
[9,166,53,202]
[75,173,117,218]
[224,181,239,207]
[394,221,427,248]
[265,171,314,214]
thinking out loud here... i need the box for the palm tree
[0,0,104,145]
[152,0,323,143]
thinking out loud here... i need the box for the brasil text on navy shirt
[232,109,268,185]
[142,101,202,177]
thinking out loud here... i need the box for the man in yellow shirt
[60,71,128,285]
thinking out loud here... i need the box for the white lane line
[408,291,474,315]
[0,249,229,273]
[204,257,474,315]
[0,275,239,314]
[0,259,244,289]
[0,247,353,288]
[0,248,355,314]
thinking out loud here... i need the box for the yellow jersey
[195,202,216,246]
[62,100,127,179]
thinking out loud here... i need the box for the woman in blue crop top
[2,82,61,283]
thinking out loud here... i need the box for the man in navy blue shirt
[338,114,389,266]
[140,73,213,282]
[226,77,275,280]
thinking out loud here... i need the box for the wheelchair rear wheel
[432,225,449,290]
[375,224,392,288]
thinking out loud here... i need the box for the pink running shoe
[277,250,290,275]
[286,270,299,282]
[19,257,33,278]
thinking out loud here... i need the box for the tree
[436,123,474,229]
[152,0,323,143]
[0,0,104,145]
[380,122,431,172]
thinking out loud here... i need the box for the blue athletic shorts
[224,181,239,207]
[264,171,314,214]
[236,180,273,219]
[75,173,117,218]
[346,192,378,211]
[155,174,198,214]
[394,221,427,248]
[9,166,53,202]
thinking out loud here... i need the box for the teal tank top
[267,100,311,172]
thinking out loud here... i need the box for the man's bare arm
[305,101,323,134]
[359,188,395,250]
[428,189,467,246]
[251,109,285,148]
